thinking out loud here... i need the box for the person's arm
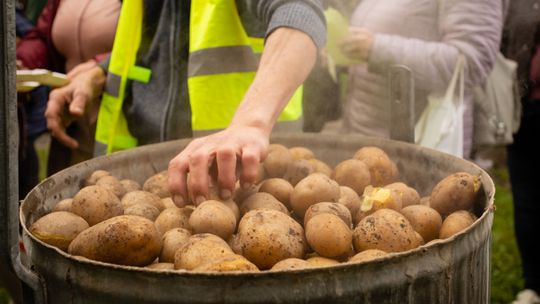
[342,0,503,92]
[167,27,318,206]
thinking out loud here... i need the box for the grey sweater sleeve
[247,0,327,49]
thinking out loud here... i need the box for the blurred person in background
[334,0,502,159]
[43,1,325,206]
[503,1,540,303]
[16,0,121,176]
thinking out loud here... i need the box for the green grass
[490,167,523,304]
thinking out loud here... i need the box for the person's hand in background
[340,27,374,62]
[67,59,98,80]
[45,66,106,149]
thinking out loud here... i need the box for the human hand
[168,125,269,207]
[67,59,97,80]
[340,27,374,62]
[45,66,106,148]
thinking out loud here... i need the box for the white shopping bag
[415,55,465,157]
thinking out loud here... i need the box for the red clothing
[16,0,65,72]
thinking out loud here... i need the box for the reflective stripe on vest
[94,0,147,155]
[95,0,303,155]
[189,0,302,131]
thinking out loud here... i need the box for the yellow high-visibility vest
[95,0,303,155]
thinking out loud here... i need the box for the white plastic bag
[415,55,465,157]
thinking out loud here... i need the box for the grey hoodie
[117,0,326,145]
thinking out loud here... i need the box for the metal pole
[1,1,46,303]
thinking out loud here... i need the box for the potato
[304,202,352,228]
[337,186,361,219]
[235,209,306,269]
[353,147,399,186]
[30,211,89,251]
[68,215,162,266]
[146,263,175,270]
[385,182,420,208]
[193,254,259,272]
[233,182,260,205]
[305,213,352,259]
[143,171,171,198]
[353,209,421,253]
[161,197,178,209]
[420,196,431,206]
[263,146,293,178]
[308,159,333,177]
[240,192,288,216]
[96,175,127,198]
[53,198,73,213]
[120,179,141,193]
[71,185,124,226]
[189,200,237,240]
[348,249,387,263]
[332,159,371,196]
[283,159,314,186]
[174,233,234,270]
[305,256,340,267]
[289,147,315,160]
[159,228,191,263]
[154,207,192,235]
[355,186,402,225]
[290,173,341,218]
[221,199,240,223]
[124,203,160,221]
[430,172,480,217]
[270,258,312,271]
[400,205,442,242]
[258,178,293,209]
[84,170,110,186]
[121,190,165,212]
[439,210,477,239]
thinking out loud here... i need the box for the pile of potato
[30,144,482,272]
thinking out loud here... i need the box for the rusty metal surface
[20,133,495,303]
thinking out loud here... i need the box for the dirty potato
[332,159,371,196]
[305,213,352,259]
[174,233,234,270]
[53,198,73,213]
[337,186,361,219]
[258,178,294,209]
[124,203,160,221]
[289,147,315,160]
[304,202,352,228]
[290,173,341,218]
[154,207,192,235]
[353,147,399,186]
[235,209,307,270]
[270,258,312,271]
[355,186,402,225]
[189,200,237,240]
[193,254,260,272]
[68,215,162,266]
[120,179,141,193]
[305,256,340,267]
[143,171,171,198]
[146,263,175,270]
[400,205,442,242]
[122,190,165,212]
[439,210,477,239]
[96,175,127,198]
[159,228,191,263]
[263,145,293,178]
[348,249,387,264]
[430,172,480,217]
[240,192,289,216]
[84,170,110,186]
[283,159,314,186]
[353,209,421,253]
[30,211,89,251]
[308,159,333,177]
[385,182,421,208]
[71,185,124,226]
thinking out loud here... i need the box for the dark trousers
[507,99,540,294]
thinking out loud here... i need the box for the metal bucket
[19,133,495,303]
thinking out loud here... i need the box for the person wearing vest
[45,0,326,206]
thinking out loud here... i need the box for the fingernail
[173,195,185,207]
[241,182,253,189]
[220,189,232,200]
[195,195,206,205]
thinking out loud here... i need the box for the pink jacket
[342,0,503,157]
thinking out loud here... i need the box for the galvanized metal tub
[20,133,495,303]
